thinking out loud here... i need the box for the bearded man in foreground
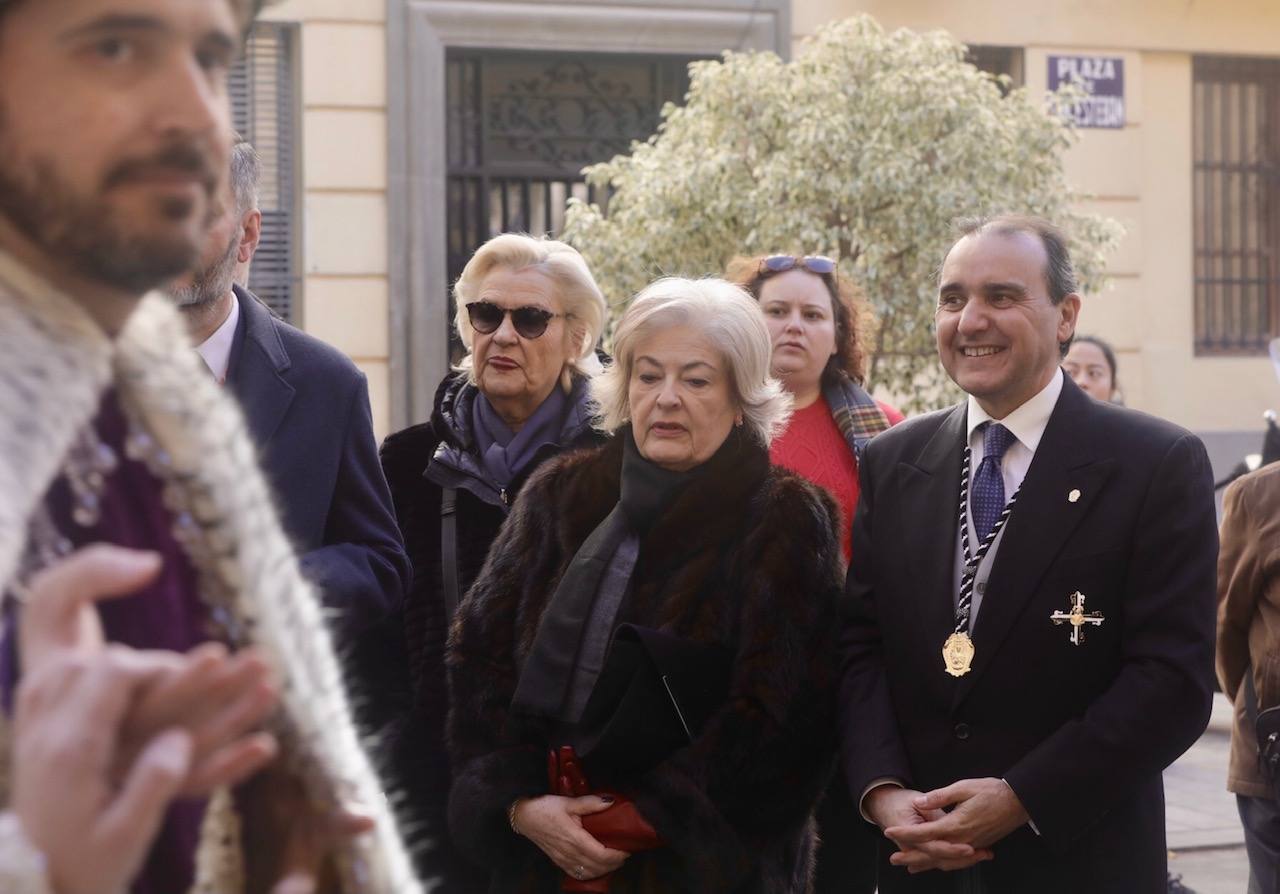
[0,0,422,890]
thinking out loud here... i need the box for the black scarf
[509,427,703,723]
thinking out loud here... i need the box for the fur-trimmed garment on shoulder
[446,430,843,894]
[0,251,422,893]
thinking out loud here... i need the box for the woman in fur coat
[447,277,843,893]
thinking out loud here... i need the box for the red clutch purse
[548,746,662,892]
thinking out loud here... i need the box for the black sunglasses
[466,300,565,339]
[760,254,837,276]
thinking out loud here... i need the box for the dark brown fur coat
[446,429,842,893]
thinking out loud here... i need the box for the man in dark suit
[168,136,409,637]
[839,215,1218,892]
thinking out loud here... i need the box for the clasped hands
[864,778,1030,874]
[12,545,373,894]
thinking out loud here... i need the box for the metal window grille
[967,45,1025,93]
[229,22,300,324]
[1193,55,1280,355]
[445,50,704,358]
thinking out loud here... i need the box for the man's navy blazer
[839,375,1218,893]
[225,284,409,635]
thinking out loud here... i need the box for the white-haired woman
[378,233,610,890]
[446,278,843,893]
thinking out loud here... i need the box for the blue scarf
[472,384,569,489]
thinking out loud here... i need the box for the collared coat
[225,285,409,637]
[1217,462,1280,798]
[377,371,605,888]
[840,376,1218,894]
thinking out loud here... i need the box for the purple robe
[3,390,212,894]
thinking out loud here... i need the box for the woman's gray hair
[593,277,792,446]
[453,233,608,388]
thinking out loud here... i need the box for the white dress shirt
[194,296,240,385]
[953,369,1065,627]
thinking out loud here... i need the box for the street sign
[1048,54,1125,129]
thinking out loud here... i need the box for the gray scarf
[510,428,697,724]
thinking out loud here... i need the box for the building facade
[803,0,1280,471]
[254,0,1279,473]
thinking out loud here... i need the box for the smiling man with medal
[836,215,1218,893]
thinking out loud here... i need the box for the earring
[734,415,744,427]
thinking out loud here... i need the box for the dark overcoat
[447,430,843,894]
[839,376,1219,894]
[377,371,604,886]
[225,284,409,636]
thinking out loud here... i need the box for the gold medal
[942,632,975,677]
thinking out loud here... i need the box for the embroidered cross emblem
[1050,591,1104,645]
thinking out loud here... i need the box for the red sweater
[769,396,903,562]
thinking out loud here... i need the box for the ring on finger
[575,865,586,879]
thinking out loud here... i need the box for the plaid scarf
[823,371,891,458]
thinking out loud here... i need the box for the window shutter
[1193,56,1280,355]
[229,22,300,324]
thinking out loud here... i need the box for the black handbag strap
[441,487,460,623]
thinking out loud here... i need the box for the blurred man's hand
[13,647,194,894]
[20,545,280,795]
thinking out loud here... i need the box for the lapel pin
[1068,488,1081,503]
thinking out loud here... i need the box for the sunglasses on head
[466,300,565,339]
[760,254,837,276]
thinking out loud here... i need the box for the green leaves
[561,14,1123,411]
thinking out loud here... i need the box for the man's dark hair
[952,212,1080,303]
[943,213,1079,356]
[951,213,1079,305]
[229,132,262,216]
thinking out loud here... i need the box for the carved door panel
[444,50,702,358]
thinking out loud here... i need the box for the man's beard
[169,228,240,308]
[0,106,220,295]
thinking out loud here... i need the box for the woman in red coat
[728,254,902,562]
[729,253,902,893]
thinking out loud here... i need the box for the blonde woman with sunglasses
[377,233,609,890]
